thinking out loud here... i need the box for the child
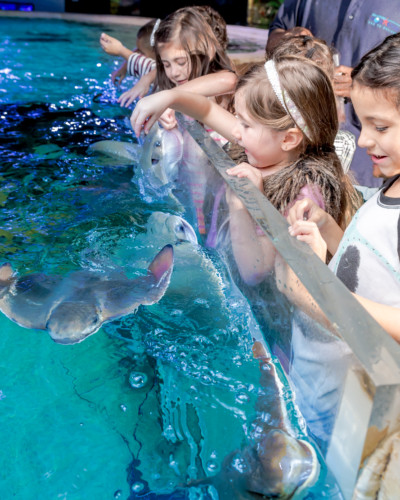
[101,7,234,110]
[131,55,358,284]
[100,19,157,89]
[285,32,400,343]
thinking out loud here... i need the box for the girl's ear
[281,127,304,151]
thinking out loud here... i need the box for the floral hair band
[264,59,310,139]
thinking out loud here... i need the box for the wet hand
[112,62,127,87]
[119,70,156,107]
[130,90,173,137]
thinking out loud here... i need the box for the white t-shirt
[329,174,400,306]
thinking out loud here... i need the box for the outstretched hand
[118,70,156,107]
[130,90,173,136]
[100,33,125,57]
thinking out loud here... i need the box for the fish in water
[0,245,173,345]
[142,211,198,246]
[139,123,183,190]
[88,139,141,163]
[113,212,198,267]
[189,341,320,499]
[88,123,183,190]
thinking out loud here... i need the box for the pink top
[255,183,325,236]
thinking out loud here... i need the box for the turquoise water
[0,16,342,499]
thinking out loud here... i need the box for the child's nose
[358,128,373,149]
[232,122,241,141]
[171,64,181,78]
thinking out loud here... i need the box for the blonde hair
[236,57,360,228]
[154,6,233,90]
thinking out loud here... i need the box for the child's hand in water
[226,162,263,192]
[130,90,173,136]
[288,220,327,260]
[112,62,127,87]
[100,33,125,57]
[118,70,156,107]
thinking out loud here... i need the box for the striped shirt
[127,51,156,77]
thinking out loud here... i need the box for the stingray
[0,245,173,345]
[187,342,320,499]
[88,123,183,190]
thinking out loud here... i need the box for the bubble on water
[131,482,145,493]
[169,455,180,474]
[129,371,148,389]
[231,454,247,474]
[206,460,219,473]
[114,490,122,499]
[163,424,176,441]
[235,391,250,404]
[120,404,127,412]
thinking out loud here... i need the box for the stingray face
[165,215,198,244]
[147,212,198,245]
[46,301,102,344]
[141,124,183,187]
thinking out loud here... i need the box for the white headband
[150,19,161,47]
[264,59,310,139]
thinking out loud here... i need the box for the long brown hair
[153,6,233,91]
[236,57,360,228]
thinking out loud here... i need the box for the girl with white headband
[131,55,358,284]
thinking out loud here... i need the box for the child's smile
[351,82,400,178]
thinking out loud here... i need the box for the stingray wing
[0,273,62,329]
[88,140,140,163]
[101,245,174,320]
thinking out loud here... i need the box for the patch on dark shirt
[336,245,360,293]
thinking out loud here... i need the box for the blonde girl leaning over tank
[130,55,358,285]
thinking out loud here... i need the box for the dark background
[64,0,248,25]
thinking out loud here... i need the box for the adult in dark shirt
[266,0,400,187]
